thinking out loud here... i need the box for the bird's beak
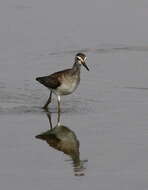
[82,62,89,71]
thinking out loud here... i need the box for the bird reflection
[35,111,86,176]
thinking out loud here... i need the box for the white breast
[57,80,79,95]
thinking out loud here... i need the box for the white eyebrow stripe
[77,56,84,62]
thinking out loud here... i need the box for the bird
[36,53,89,112]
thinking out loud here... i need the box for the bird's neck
[72,62,81,75]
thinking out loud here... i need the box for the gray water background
[0,0,148,189]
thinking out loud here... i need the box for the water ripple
[48,45,148,56]
[0,88,97,115]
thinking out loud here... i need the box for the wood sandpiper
[36,53,89,112]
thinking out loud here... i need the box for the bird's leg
[46,111,53,130]
[57,95,61,113]
[42,91,52,109]
[57,110,61,126]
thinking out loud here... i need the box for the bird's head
[75,53,89,71]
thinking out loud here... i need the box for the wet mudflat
[0,0,148,190]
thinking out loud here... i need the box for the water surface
[0,0,148,190]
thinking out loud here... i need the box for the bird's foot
[42,105,50,111]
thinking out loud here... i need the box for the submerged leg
[57,95,61,113]
[42,91,52,109]
[46,111,53,129]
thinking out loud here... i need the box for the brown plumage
[36,53,89,111]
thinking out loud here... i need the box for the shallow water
[1,0,148,190]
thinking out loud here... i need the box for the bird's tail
[36,76,46,85]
